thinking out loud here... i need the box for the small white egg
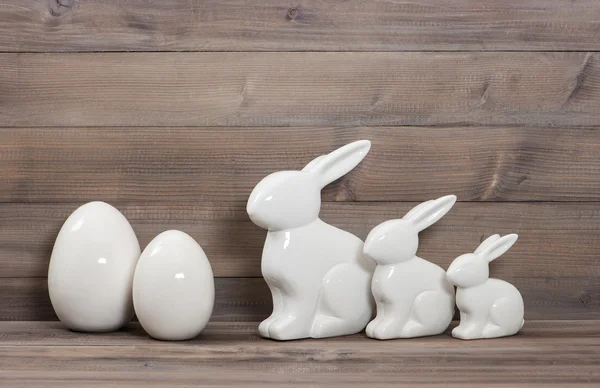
[48,201,141,332]
[133,230,215,340]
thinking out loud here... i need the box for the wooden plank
[0,321,598,387]
[2,127,600,203]
[1,374,598,388]
[0,277,271,322]
[1,53,599,127]
[2,1,600,52]
[1,275,598,322]
[2,202,599,279]
[1,320,598,346]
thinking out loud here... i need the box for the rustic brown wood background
[1,0,599,322]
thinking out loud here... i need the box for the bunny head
[363,195,457,265]
[446,234,518,288]
[246,140,371,231]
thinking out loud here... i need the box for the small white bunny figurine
[446,234,525,340]
[363,195,457,339]
[247,140,375,340]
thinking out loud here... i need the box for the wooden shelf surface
[0,320,597,387]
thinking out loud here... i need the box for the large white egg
[48,201,141,332]
[133,230,215,341]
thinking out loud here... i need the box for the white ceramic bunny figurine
[363,195,457,339]
[446,234,524,340]
[247,140,375,340]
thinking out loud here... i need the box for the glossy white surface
[446,234,524,340]
[247,140,375,340]
[364,195,457,339]
[48,201,141,332]
[133,230,215,341]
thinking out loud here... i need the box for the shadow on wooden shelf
[0,320,598,387]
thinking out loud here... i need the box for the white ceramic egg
[48,201,141,332]
[133,230,215,341]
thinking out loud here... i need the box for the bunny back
[262,218,373,287]
[456,278,523,317]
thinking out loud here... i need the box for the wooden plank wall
[0,0,599,321]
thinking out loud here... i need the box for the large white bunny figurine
[363,195,457,339]
[446,234,524,340]
[247,140,375,340]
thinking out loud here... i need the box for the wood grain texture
[2,202,599,279]
[1,201,600,321]
[0,277,271,322]
[2,53,600,127]
[2,1,600,52]
[2,127,600,203]
[0,321,598,387]
[0,320,597,346]
[2,276,598,322]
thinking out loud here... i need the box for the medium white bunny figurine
[247,140,375,340]
[446,234,524,340]
[363,195,457,339]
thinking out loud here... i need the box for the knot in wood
[49,0,73,17]
[580,290,599,306]
[287,7,299,20]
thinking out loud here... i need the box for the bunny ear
[474,234,501,254]
[405,195,457,232]
[479,234,518,262]
[402,200,434,220]
[308,140,371,188]
[302,155,326,172]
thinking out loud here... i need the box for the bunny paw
[452,324,482,340]
[370,318,401,340]
[365,317,382,338]
[451,325,468,339]
[258,314,282,338]
[483,324,508,339]
[267,315,309,340]
[400,320,427,338]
